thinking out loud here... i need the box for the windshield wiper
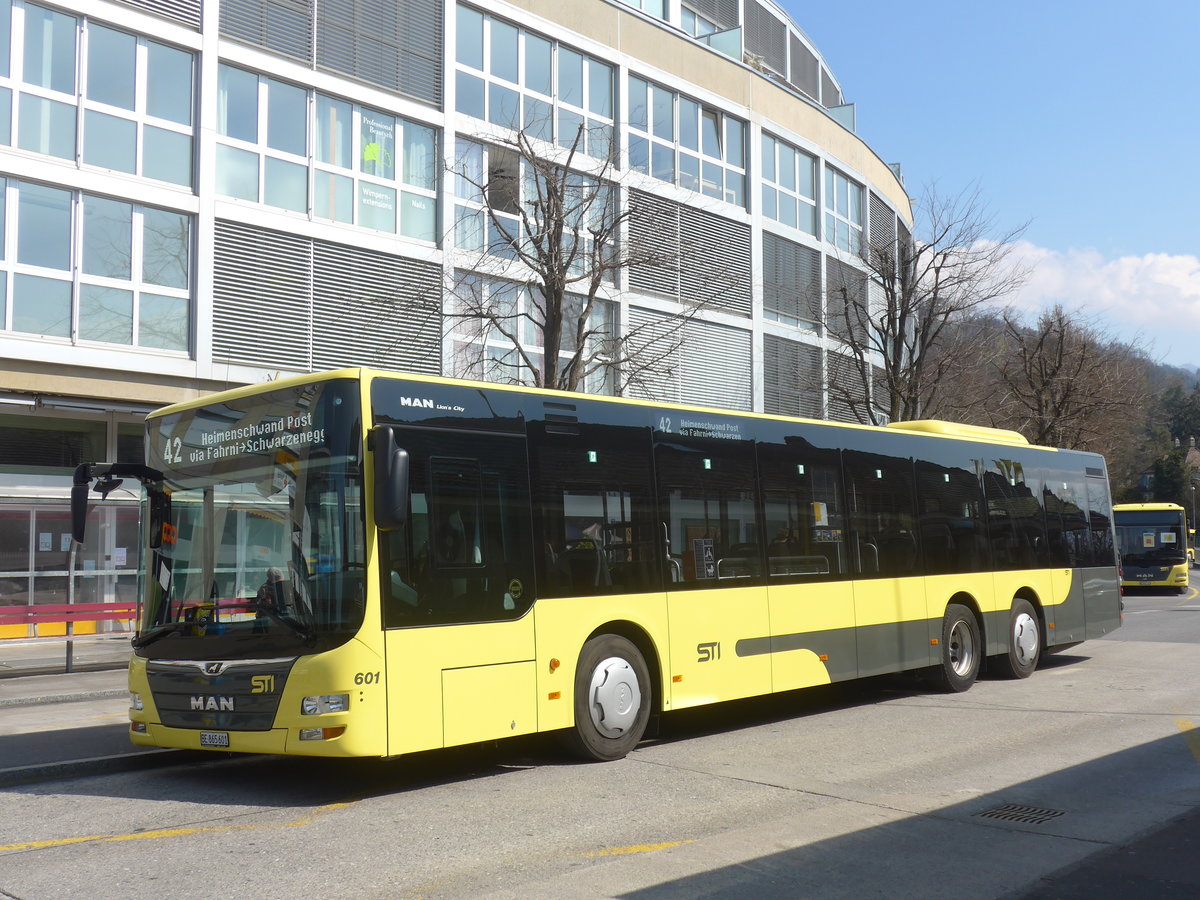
[131,620,191,649]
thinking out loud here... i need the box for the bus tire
[993,598,1040,679]
[565,634,650,762]
[927,603,980,693]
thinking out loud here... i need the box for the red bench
[0,602,137,673]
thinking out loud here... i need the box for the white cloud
[1002,242,1200,368]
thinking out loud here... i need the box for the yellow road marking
[1175,717,1200,763]
[586,840,692,857]
[0,801,354,852]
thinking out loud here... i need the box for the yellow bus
[72,369,1122,761]
[1112,502,1189,594]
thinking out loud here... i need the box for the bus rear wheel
[993,598,1041,679]
[565,634,650,762]
[927,603,980,693]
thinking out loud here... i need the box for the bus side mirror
[71,483,90,545]
[373,426,410,531]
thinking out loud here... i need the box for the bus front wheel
[565,634,650,762]
[927,603,980,693]
[993,598,1041,679]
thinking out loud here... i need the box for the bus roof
[148,367,1065,453]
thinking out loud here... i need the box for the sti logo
[399,396,435,408]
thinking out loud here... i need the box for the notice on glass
[114,547,128,566]
[1162,532,1177,543]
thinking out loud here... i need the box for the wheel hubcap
[588,656,641,738]
[1013,612,1039,665]
[948,620,976,676]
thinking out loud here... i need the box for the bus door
[1042,472,1088,644]
[1083,469,1121,638]
[844,453,931,677]
[377,428,537,756]
[758,441,857,690]
[656,433,772,708]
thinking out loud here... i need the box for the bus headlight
[301,694,349,715]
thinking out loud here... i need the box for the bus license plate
[199,732,229,748]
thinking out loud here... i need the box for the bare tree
[826,184,1028,425]
[446,123,744,394]
[993,304,1151,453]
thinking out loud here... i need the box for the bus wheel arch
[564,625,658,762]
[992,593,1043,679]
[926,600,982,693]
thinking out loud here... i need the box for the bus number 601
[354,671,380,685]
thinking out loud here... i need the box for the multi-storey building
[0,0,910,615]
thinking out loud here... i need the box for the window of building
[761,133,816,235]
[453,138,617,275]
[455,5,615,163]
[680,6,719,36]
[628,75,746,207]
[3,5,195,186]
[448,270,616,395]
[215,64,438,241]
[0,179,192,352]
[824,165,863,253]
[616,0,666,19]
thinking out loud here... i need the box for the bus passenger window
[843,451,917,578]
[656,438,762,588]
[757,442,845,580]
[529,422,658,598]
[380,433,533,627]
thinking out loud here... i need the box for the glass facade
[3,5,195,185]
[628,75,747,207]
[216,64,438,241]
[455,5,615,163]
[762,133,817,236]
[1,180,192,351]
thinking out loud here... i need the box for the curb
[0,748,213,788]
[0,689,128,709]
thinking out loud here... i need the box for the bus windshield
[1114,509,1187,566]
[138,378,364,660]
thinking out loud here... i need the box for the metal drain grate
[975,803,1066,825]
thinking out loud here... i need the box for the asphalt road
[1,589,1198,899]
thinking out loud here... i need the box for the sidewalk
[0,637,196,786]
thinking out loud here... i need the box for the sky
[777,0,1200,370]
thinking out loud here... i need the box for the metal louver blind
[220,0,314,62]
[821,68,841,108]
[789,35,819,100]
[316,0,443,105]
[625,306,683,403]
[826,351,861,423]
[868,192,897,261]
[679,205,751,316]
[213,220,314,370]
[115,0,202,28]
[763,232,821,328]
[628,190,682,299]
[688,0,739,30]
[826,257,868,348]
[744,1,787,75]
[311,240,442,372]
[680,317,752,410]
[626,307,750,410]
[764,334,821,418]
